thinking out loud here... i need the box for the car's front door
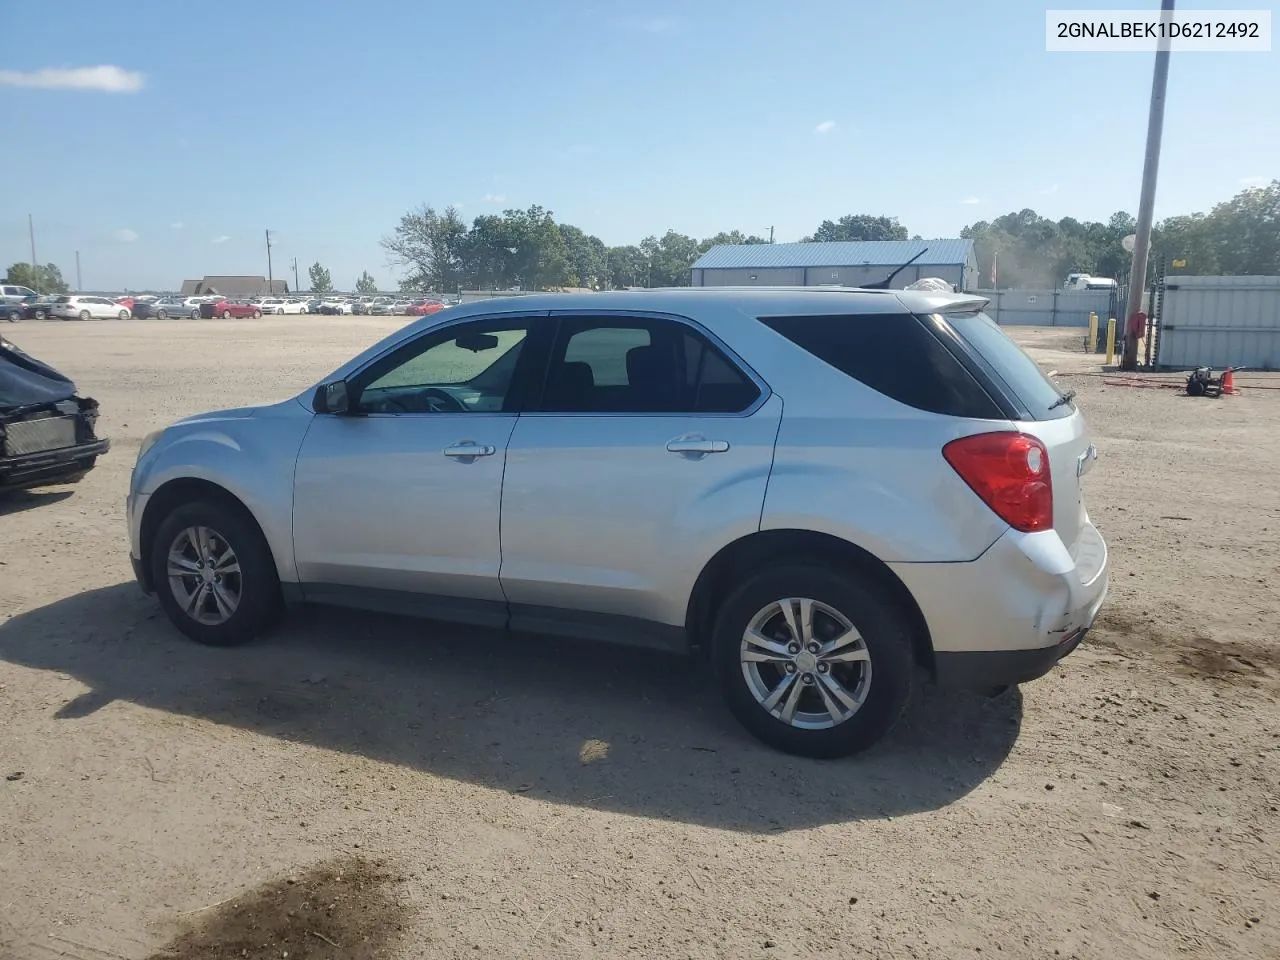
[498,312,781,645]
[292,314,547,626]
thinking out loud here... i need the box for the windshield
[942,310,1074,420]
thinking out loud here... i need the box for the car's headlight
[137,429,165,462]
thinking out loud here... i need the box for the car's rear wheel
[78,310,91,321]
[34,309,46,320]
[157,309,169,320]
[5,308,19,322]
[221,310,231,319]
[150,498,281,647]
[713,565,914,758]
[118,309,129,320]
[190,309,200,319]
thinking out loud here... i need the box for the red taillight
[943,432,1053,533]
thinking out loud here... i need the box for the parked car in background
[1,284,39,305]
[51,296,131,321]
[306,298,326,314]
[320,298,353,315]
[114,297,136,311]
[153,297,204,319]
[283,298,310,314]
[200,299,263,320]
[404,298,445,317]
[258,298,288,315]
[4,296,54,322]
[126,287,1107,758]
[1,334,109,493]
[129,300,158,319]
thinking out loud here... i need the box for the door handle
[443,441,497,459]
[666,437,729,456]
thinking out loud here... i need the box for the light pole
[290,257,299,294]
[1121,0,1175,371]
[75,251,82,292]
[265,229,275,293]
[28,214,39,293]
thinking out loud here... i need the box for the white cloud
[960,196,980,205]
[1239,175,1269,187]
[481,193,507,203]
[814,120,836,134]
[0,65,144,93]
[211,235,231,244]
[1039,183,1059,195]
[170,221,184,229]
[113,228,139,242]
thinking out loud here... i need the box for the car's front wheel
[190,309,200,319]
[713,565,914,758]
[253,310,263,319]
[78,310,91,321]
[150,498,281,646]
[118,309,129,320]
[157,309,169,320]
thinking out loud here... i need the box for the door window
[354,321,530,414]
[536,317,760,414]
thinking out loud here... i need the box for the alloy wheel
[166,525,242,626]
[740,597,872,730]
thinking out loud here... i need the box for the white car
[259,298,288,315]
[153,297,205,320]
[52,295,131,321]
[283,298,310,315]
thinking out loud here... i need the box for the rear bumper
[890,521,1108,688]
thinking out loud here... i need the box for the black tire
[78,309,91,321]
[190,309,200,319]
[157,309,169,320]
[5,309,19,323]
[150,497,281,647]
[253,310,262,319]
[118,309,129,320]
[712,564,914,758]
[34,309,45,320]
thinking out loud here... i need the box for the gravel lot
[1,317,1277,960]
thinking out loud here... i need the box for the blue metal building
[690,239,978,291]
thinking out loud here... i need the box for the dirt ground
[1,317,1277,960]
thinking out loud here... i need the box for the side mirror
[313,380,351,414]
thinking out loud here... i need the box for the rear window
[759,313,1003,419]
[940,311,1073,420]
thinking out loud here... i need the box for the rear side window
[759,313,1003,419]
[940,311,1073,420]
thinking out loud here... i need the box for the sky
[0,0,1275,291]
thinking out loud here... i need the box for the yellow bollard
[1105,318,1117,366]
[1087,312,1098,353]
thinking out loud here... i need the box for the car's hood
[172,405,261,426]
[0,336,78,410]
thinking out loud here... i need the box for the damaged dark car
[0,335,109,493]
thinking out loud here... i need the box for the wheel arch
[138,477,275,593]
[685,528,935,676]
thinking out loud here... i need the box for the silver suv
[127,289,1108,757]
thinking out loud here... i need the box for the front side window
[354,321,529,414]
[536,316,760,414]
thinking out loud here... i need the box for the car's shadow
[0,489,74,516]
[0,583,1023,832]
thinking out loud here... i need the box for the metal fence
[974,288,1116,327]
[1154,276,1280,370]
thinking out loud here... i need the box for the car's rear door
[498,311,780,644]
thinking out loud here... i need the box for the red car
[405,299,445,316]
[199,299,264,319]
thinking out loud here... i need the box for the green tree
[308,261,332,293]
[5,262,70,294]
[806,215,908,243]
[381,204,470,293]
[604,245,647,288]
[355,270,378,295]
[699,230,768,251]
[462,205,572,290]
[640,230,700,287]
[559,223,608,288]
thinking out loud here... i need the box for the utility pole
[265,229,274,293]
[75,251,82,292]
[768,225,775,244]
[1122,0,1174,371]
[28,214,39,293]
[290,257,299,294]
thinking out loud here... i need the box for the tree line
[6,180,1275,295]
[372,181,1277,293]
